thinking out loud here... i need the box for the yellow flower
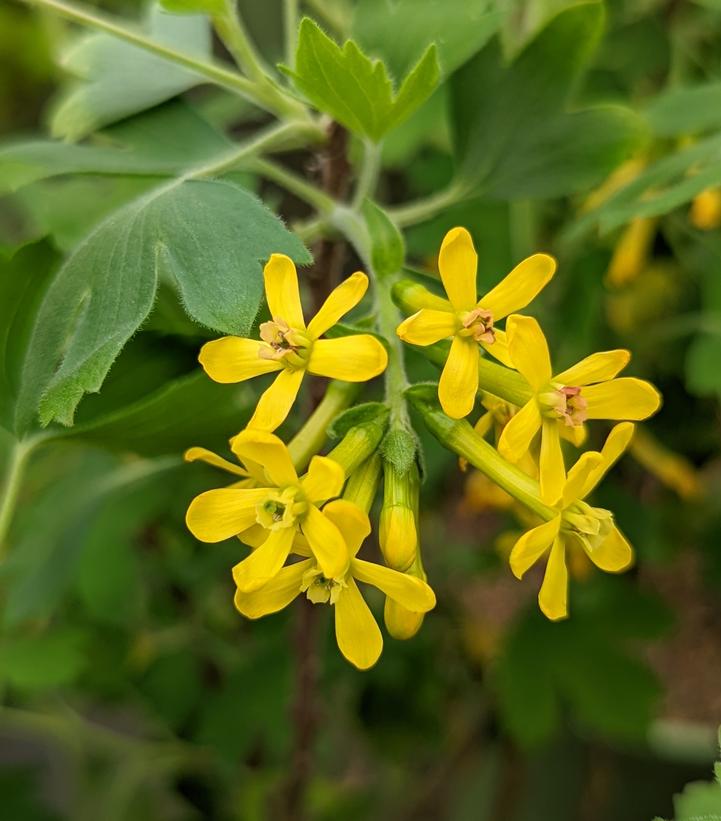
[395,227,556,419]
[606,217,656,287]
[199,254,388,432]
[690,188,721,230]
[510,423,636,621]
[498,314,661,505]
[185,429,349,592]
[233,500,436,670]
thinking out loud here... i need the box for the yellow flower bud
[384,596,424,640]
[606,217,656,287]
[379,460,420,571]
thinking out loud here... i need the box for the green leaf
[686,333,721,399]
[0,101,231,194]
[450,2,645,199]
[0,241,59,436]
[20,179,309,429]
[283,18,440,142]
[362,199,405,277]
[353,0,500,77]
[67,370,254,455]
[646,81,721,137]
[0,629,86,690]
[495,581,665,747]
[51,5,210,141]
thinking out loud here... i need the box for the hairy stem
[0,436,43,556]
[284,0,299,64]
[26,0,308,121]
[248,157,335,213]
[388,182,465,227]
[352,139,381,210]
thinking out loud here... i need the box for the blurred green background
[2,0,721,819]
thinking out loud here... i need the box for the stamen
[459,308,495,344]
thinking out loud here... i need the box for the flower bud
[391,279,450,314]
[326,405,389,477]
[379,459,419,571]
[343,452,382,515]
[384,596,424,640]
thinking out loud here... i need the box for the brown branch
[278,120,352,821]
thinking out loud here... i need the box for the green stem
[213,0,272,83]
[183,119,321,181]
[248,157,336,213]
[288,381,360,472]
[376,279,411,428]
[284,0,299,64]
[407,386,555,520]
[388,182,465,227]
[27,0,307,121]
[351,139,381,210]
[0,436,43,556]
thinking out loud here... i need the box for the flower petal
[540,419,565,505]
[481,328,514,367]
[334,578,383,670]
[352,559,436,612]
[184,447,249,478]
[509,516,560,578]
[438,335,479,418]
[319,499,371,556]
[538,536,569,621]
[580,422,635,498]
[560,423,587,447]
[300,504,349,579]
[199,337,281,383]
[231,429,298,487]
[301,455,345,503]
[497,400,542,461]
[234,559,309,618]
[247,368,305,432]
[584,525,634,572]
[186,488,268,543]
[479,253,556,321]
[506,314,552,390]
[583,378,661,420]
[232,526,297,593]
[562,452,603,507]
[237,523,267,547]
[263,253,304,328]
[307,271,368,339]
[307,335,387,381]
[438,226,478,311]
[554,350,630,386]
[396,309,457,346]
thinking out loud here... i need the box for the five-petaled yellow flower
[498,314,661,505]
[233,499,436,669]
[510,423,636,621]
[396,227,556,419]
[186,429,349,592]
[199,254,388,432]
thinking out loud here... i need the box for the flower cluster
[185,226,662,669]
[185,256,433,669]
[396,227,661,620]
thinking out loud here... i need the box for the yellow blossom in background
[396,227,556,418]
[498,314,661,504]
[199,254,387,432]
[186,429,348,592]
[690,188,721,230]
[606,217,656,287]
[629,427,702,500]
[233,500,436,669]
[510,423,636,621]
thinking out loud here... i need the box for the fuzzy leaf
[284,18,440,141]
[20,180,309,429]
[51,5,210,140]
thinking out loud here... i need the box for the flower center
[458,308,495,344]
[538,384,588,426]
[562,501,614,552]
[259,318,312,369]
[300,566,347,605]
[255,487,307,530]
